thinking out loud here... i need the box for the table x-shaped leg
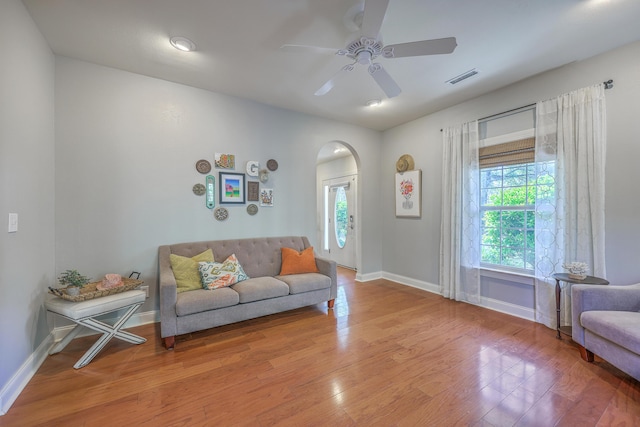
[49,302,146,369]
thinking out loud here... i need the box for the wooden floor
[2,268,640,426]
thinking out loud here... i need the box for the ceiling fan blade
[314,64,355,96]
[361,0,390,40]
[280,44,342,55]
[382,37,458,58]
[368,63,401,98]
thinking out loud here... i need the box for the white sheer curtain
[534,84,607,328]
[440,121,481,303]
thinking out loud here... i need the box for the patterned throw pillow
[199,254,249,290]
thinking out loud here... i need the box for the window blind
[479,137,535,168]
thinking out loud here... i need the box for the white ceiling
[22,0,640,131]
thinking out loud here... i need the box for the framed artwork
[215,153,235,169]
[260,188,274,207]
[395,169,421,218]
[219,172,245,204]
[247,181,259,201]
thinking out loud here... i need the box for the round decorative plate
[247,204,258,215]
[192,183,206,196]
[214,207,229,221]
[266,159,278,171]
[196,159,212,174]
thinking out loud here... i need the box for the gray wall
[382,40,640,291]
[0,0,55,404]
[54,57,383,318]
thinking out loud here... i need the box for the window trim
[479,158,539,275]
[480,129,534,148]
[480,266,535,286]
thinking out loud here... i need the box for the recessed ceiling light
[170,36,196,52]
[365,99,381,107]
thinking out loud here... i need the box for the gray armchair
[571,283,640,380]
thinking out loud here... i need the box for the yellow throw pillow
[279,246,320,275]
[170,249,214,293]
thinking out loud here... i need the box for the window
[323,185,329,251]
[479,137,555,272]
[334,186,348,248]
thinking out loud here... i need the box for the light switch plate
[8,213,18,233]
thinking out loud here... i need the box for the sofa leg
[579,345,594,362]
[164,336,175,350]
[327,299,335,309]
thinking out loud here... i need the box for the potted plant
[58,270,91,296]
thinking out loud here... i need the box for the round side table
[552,273,609,339]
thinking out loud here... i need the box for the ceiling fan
[281,0,457,98]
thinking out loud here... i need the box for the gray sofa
[158,236,337,349]
[571,283,640,380]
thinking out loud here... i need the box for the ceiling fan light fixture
[365,99,382,107]
[170,36,196,52]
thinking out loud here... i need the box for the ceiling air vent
[446,68,479,85]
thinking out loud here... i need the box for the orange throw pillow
[279,246,320,275]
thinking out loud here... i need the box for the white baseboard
[479,296,536,322]
[0,334,53,416]
[356,270,382,282]
[0,310,158,416]
[356,270,439,294]
[381,271,441,295]
[359,270,534,322]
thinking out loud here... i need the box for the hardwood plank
[515,390,579,426]
[1,267,639,426]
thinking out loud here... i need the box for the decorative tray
[49,278,144,302]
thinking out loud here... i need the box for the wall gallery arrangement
[193,155,277,220]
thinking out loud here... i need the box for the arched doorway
[316,141,359,270]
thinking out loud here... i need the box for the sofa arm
[571,283,640,346]
[315,256,338,301]
[158,245,178,340]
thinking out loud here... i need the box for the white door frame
[316,142,360,273]
[322,175,357,269]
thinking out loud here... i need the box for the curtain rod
[478,104,535,123]
[440,79,614,131]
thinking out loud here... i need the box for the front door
[323,175,356,269]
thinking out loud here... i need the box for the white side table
[45,290,146,369]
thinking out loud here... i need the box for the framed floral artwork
[219,172,245,204]
[395,169,421,218]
